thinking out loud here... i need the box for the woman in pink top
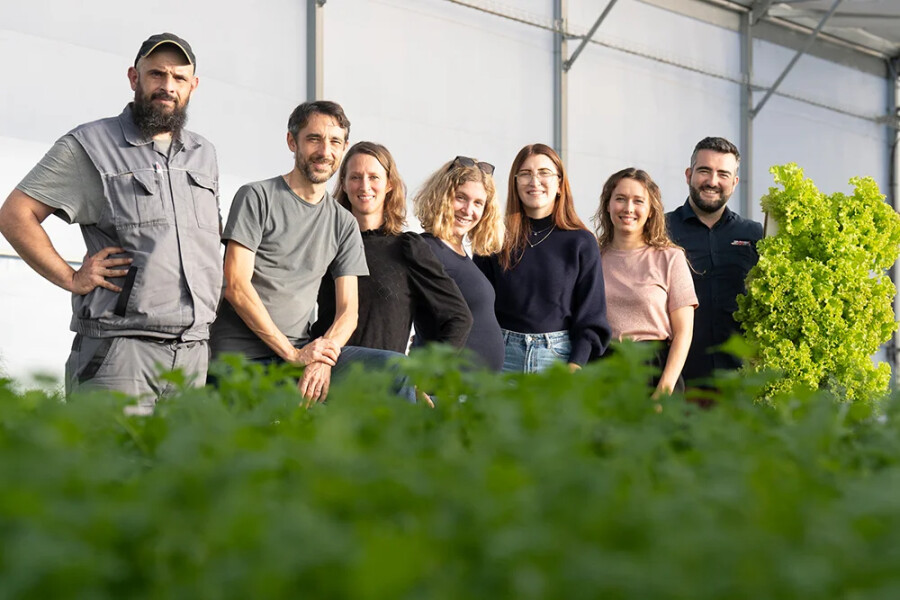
[594,168,698,396]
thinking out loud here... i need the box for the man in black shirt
[665,137,763,384]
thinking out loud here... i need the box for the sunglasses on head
[449,156,495,176]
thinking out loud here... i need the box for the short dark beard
[688,182,729,214]
[131,90,188,139]
[296,153,337,184]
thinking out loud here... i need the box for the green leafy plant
[736,163,900,403]
[4,350,900,598]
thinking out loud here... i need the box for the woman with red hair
[475,144,610,373]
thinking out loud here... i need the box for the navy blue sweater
[474,217,611,365]
[416,234,505,371]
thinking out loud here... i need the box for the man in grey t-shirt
[0,33,221,403]
[210,100,411,405]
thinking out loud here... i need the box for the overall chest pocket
[187,170,220,233]
[107,170,166,229]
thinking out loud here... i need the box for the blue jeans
[501,329,571,373]
[253,345,417,403]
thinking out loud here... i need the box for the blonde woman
[595,168,697,396]
[412,156,505,370]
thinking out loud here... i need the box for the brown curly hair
[594,168,679,252]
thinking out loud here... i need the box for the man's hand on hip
[71,247,132,295]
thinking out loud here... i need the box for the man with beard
[0,33,221,405]
[210,101,414,405]
[665,137,763,384]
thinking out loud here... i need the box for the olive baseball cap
[134,33,196,67]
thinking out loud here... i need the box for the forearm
[658,330,691,391]
[0,199,76,292]
[322,308,357,348]
[325,275,359,348]
[225,281,297,361]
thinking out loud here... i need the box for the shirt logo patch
[731,240,751,246]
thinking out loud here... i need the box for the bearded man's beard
[688,182,730,214]
[296,153,338,184]
[132,90,189,138]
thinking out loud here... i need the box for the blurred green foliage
[3,345,900,599]
[737,164,900,403]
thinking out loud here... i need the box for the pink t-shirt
[602,245,698,342]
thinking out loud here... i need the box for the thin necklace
[530,223,554,236]
[527,225,556,248]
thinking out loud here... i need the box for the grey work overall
[64,105,222,401]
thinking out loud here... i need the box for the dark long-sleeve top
[312,229,472,354]
[473,216,611,365]
[416,234,506,371]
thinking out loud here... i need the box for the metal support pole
[890,59,900,384]
[739,11,753,219]
[553,0,568,163]
[306,0,326,101]
[751,0,844,119]
[563,0,619,72]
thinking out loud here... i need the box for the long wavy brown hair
[412,159,503,256]
[594,168,679,252]
[499,144,588,270]
[333,141,406,235]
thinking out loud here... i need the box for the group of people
[0,33,763,408]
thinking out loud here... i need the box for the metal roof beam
[751,0,845,118]
[750,0,776,26]
[563,0,620,72]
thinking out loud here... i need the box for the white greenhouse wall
[0,0,894,384]
[567,0,742,219]
[749,39,889,223]
[324,0,554,213]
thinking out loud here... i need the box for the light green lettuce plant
[737,163,900,402]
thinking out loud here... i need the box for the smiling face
[343,152,391,222]
[686,149,739,216]
[515,153,560,219]
[451,180,487,243]
[608,177,650,237]
[288,112,348,184]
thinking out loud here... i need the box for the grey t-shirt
[210,176,368,359]
[17,135,105,224]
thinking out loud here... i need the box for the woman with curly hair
[595,167,697,396]
[312,142,472,354]
[474,144,610,373]
[412,156,505,371]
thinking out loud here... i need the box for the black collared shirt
[666,201,763,382]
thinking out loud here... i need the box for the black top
[416,234,505,371]
[473,216,611,365]
[666,201,763,381]
[312,229,472,354]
